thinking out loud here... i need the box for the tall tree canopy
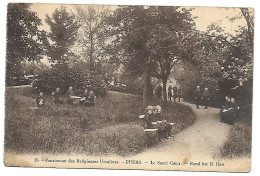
[104,6,195,105]
[75,5,110,74]
[45,6,79,64]
[6,3,46,86]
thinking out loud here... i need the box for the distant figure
[194,86,201,109]
[168,86,173,101]
[156,85,163,99]
[202,88,210,109]
[220,97,239,124]
[81,88,95,106]
[177,88,182,102]
[53,87,63,104]
[173,86,178,102]
[36,92,45,107]
[66,86,75,104]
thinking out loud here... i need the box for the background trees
[45,6,79,64]
[6,3,46,86]
[104,6,196,105]
[75,5,110,74]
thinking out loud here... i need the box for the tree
[45,6,79,64]
[6,3,46,86]
[145,7,195,101]
[103,6,157,106]
[75,5,110,74]
[104,6,196,105]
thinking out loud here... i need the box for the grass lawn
[220,122,252,158]
[5,86,196,156]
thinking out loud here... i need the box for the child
[36,92,45,107]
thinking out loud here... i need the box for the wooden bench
[139,115,176,142]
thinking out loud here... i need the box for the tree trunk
[162,78,167,102]
[143,67,151,107]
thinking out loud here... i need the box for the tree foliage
[45,6,79,64]
[104,6,196,105]
[6,3,46,86]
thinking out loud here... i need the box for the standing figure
[66,86,75,104]
[168,86,173,101]
[53,87,63,104]
[177,88,182,102]
[202,88,210,109]
[156,85,163,99]
[194,86,201,109]
[173,86,178,102]
[36,92,45,107]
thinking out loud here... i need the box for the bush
[32,64,107,97]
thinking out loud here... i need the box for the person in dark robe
[173,86,178,102]
[201,88,210,109]
[168,86,173,101]
[177,88,182,102]
[194,86,201,109]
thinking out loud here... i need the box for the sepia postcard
[4,3,254,172]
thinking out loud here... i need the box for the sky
[29,4,251,65]
[30,3,251,34]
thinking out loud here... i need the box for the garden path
[128,102,251,172]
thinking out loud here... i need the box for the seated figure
[80,88,95,106]
[155,105,173,139]
[53,87,63,104]
[220,97,239,124]
[66,86,75,104]
[36,92,45,107]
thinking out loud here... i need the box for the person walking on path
[194,86,201,109]
[202,88,210,109]
[173,86,178,102]
[168,86,173,101]
[177,88,182,102]
[156,84,163,99]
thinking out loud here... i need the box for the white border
[1,0,259,176]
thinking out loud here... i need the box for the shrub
[32,64,107,97]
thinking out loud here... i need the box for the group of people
[168,86,182,102]
[36,86,95,107]
[143,105,173,141]
[155,85,182,102]
[194,86,210,109]
[220,96,240,124]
